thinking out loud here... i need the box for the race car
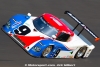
[1,11,99,59]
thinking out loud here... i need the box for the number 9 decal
[14,25,31,35]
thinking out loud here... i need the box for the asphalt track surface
[0,0,100,67]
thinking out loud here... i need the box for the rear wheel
[74,46,87,59]
[42,46,53,58]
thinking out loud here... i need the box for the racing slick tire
[74,46,87,59]
[42,46,53,58]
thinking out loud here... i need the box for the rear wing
[64,11,100,42]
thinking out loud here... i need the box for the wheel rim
[43,46,52,57]
[77,48,86,57]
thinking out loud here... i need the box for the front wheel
[42,46,53,58]
[74,46,87,59]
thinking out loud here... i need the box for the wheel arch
[74,46,87,59]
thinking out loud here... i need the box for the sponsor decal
[70,51,73,54]
[57,55,73,58]
[57,56,60,58]
[50,17,62,26]
[87,49,92,54]
[69,56,73,58]
[85,49,92,57]
[53,49,56,52]
[12,21,22,28]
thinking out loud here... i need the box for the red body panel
[42,13,74,36]
[15,35,45,48]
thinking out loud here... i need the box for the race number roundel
[14,25,31,35]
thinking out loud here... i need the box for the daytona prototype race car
[2,11,99,59]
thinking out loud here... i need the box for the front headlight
[6,21,10,29]
[32,46,41,52]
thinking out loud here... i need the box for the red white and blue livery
[2,11,99,59]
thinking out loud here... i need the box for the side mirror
[27,13,31,16]
[51,35,56,39]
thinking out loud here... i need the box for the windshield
[33,17,58,37]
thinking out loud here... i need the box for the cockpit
[52,32,71,42]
